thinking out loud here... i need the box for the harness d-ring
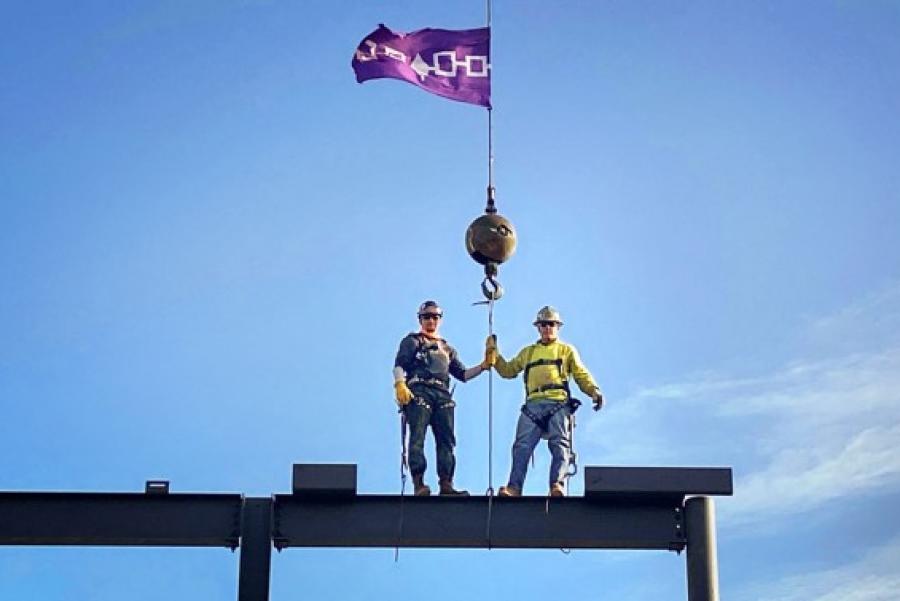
[567,451,578,478]
[566,415,578,478]
[481,276,503,300]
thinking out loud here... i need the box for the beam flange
[0,492,242,547]
[273,494,686,551]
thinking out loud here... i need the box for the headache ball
[465,213,517,266]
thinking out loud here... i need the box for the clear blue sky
[2,1,900,599]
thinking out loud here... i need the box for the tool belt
[404,377,454,411]
[401,396,455,411]
[407,376,448,390]
[411,397,455,410]
[520,397,582,432]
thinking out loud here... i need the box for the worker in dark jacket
[394,300,495,496]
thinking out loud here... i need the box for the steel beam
[273,495,686,551]
[0,492,242,547]
[0,464,733,601]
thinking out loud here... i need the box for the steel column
[238,498,273,601]
[685,496,719,601]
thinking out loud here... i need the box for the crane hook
[481,276,503,300]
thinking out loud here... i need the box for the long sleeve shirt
[393,332,485,388]
[494,339,600,402]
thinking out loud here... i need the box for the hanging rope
[394,411,408,562]
[488,296,494,490]
[482,0,496,550]
[472,293,497,546]
[484,295,495,548]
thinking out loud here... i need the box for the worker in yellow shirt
[491,306,604,497]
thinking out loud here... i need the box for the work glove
[481,334,497,369]
[394,380,414,406]
[591,389,604,412]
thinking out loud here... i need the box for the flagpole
[486,0,496,214]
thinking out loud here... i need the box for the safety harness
[408,335,451,388]
[402,334,455,409]
[520,345,581,479]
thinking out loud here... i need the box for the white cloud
[802,282,900,356]
[729,423,900,525]
[585,282,900,530]
[735,536,900,601]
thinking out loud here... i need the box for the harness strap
[532,383,568,393]
[522,346,569,398]
[395,410,408,562]
[520,402,567,432]
[519,344,581,489]
[409,334,451,388]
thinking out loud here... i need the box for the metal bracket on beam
[292,464,357,498]
[145,480,170,495]
[585,466,733,501]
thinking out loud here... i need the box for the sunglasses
[420,313,443,320]
[537,321,559,328]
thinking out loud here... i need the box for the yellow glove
[394,380,414,406]
[481,335,497,369]
[485,334,497,351]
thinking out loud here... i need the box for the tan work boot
[439,479,470,496]
[498,485,521,497]
[412,474,431,497]
[549,483,565,497]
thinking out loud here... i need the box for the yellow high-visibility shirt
[495,339,600,403]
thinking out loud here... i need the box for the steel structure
[0,465,732,601]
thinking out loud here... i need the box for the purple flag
[351,24,491,108]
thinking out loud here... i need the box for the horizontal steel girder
[0,492,243,547]
[273,495,686,551]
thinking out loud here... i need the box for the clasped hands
[481,334,497,370]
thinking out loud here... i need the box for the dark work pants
[405,385,456,481]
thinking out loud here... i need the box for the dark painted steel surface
[273,494,686,551]
[0,464,732,601]
[238,498,274,601]
[0,492,242,547]
[585,467,733,499]
[685,497,720,601]
[292,464,357,497]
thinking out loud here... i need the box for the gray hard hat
[533,305,563,326]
